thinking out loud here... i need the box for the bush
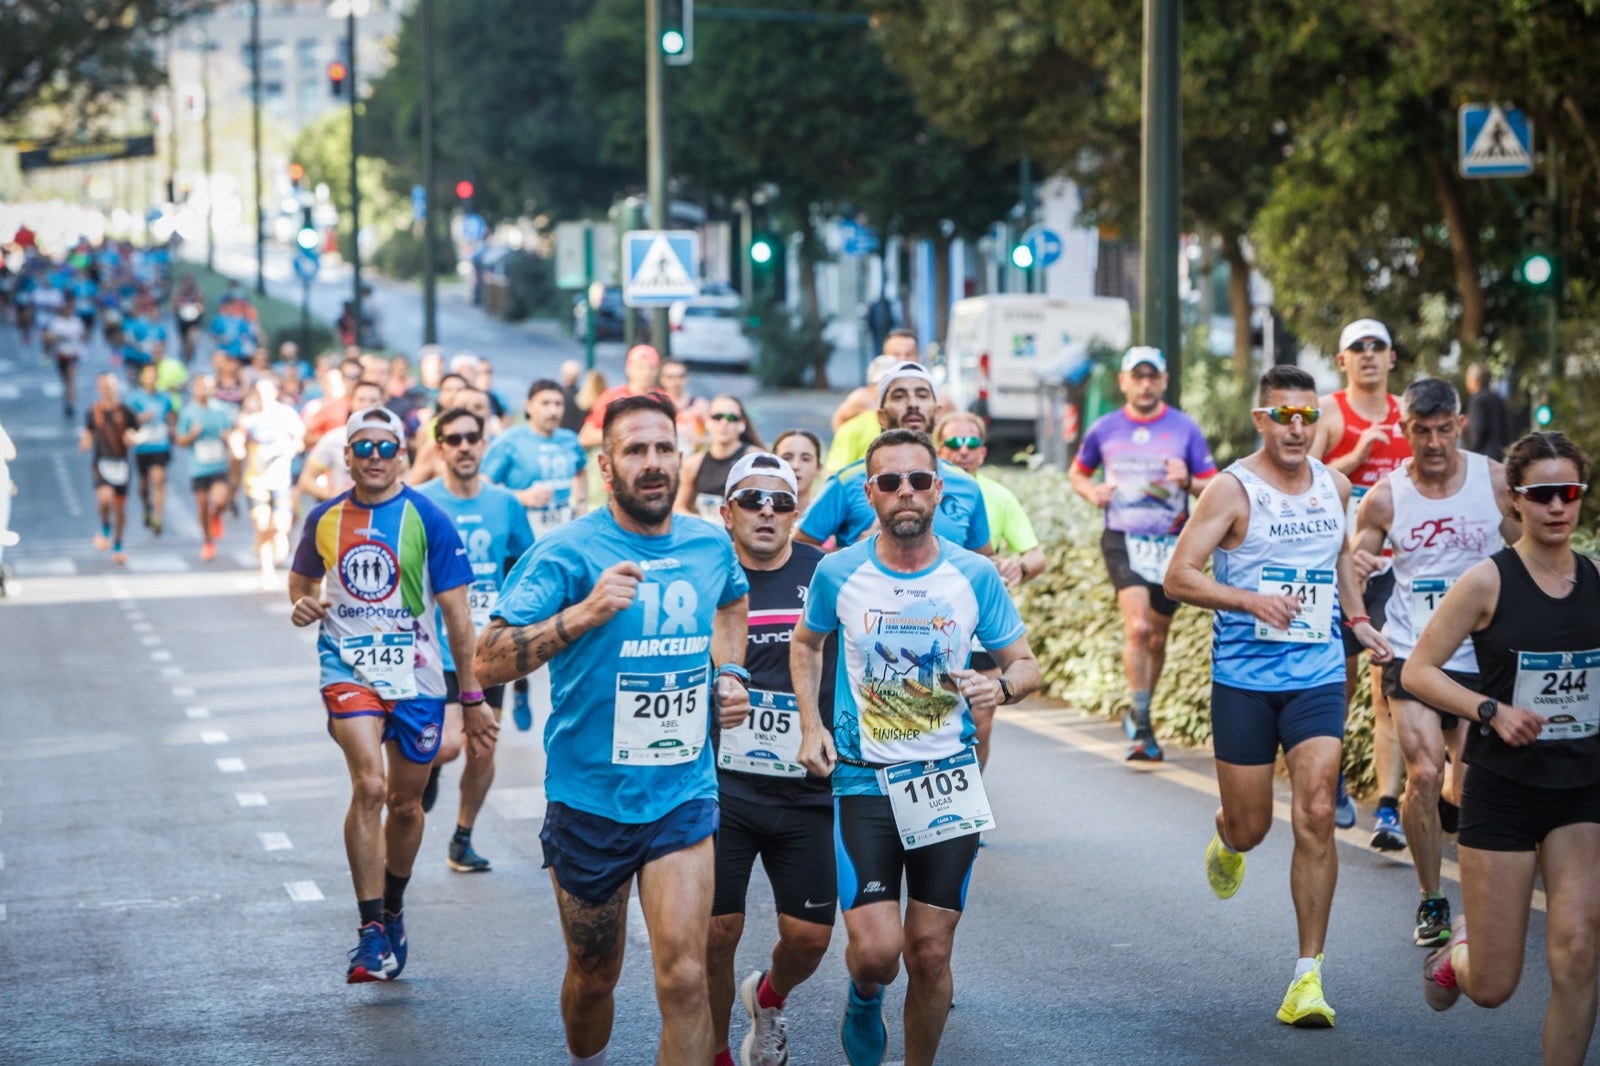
[371,227,457,281]
[748,300,831,390]
[500,250,568,322]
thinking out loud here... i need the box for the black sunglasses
[439,431,483,447]
[870,470,936,493]
[1514,482,1586,504]
[1346,339,1390,353]
[350,438,402,460]
[728,488,797,513]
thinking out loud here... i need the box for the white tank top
[1383,451,1505,668]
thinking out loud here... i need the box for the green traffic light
[750,240,774,265]
[1522,252,1554,287]
[296,227,318,252]
[1535,404,1554,427]
[1010,244,1034,270]
[661,30,685,55]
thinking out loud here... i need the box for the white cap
[724,451,799,497]
[1338,319,1392,352]
[1120,346,1167,373]
[345,405,406,442]
[876,361,937,407]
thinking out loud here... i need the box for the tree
[0,1,215,132]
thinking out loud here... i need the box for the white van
[938,294,1132,446]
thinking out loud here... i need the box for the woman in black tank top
[1403,432,1600,1060]
[675,394,764,520]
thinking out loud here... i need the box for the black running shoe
[1438,797,1459,835]
[421,763,441,813]
[1415,896,1452,947]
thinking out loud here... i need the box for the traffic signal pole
[252,1,265,296]
[1141,0,1181,403]
[647,0,671,357]
[348,9,362,349]
[420,0,438,346]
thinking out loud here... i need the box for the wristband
[458,689,486,705]
[1341,615,1371,629]
[715,663,751,687]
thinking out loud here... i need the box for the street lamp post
[646,0,670,356]
[347,8,362,347]
[200,20,214,272]
[420,0,438,346]
[252,1,265,296]
[1141,0,1182,402]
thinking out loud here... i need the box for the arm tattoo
[477,617,565,687]
[555,609,573,646]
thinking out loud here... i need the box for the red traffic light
[327,61,348,83]
[455,180,474,200]
[287,162,305,183]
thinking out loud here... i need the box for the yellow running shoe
[1277,956,1335,1028]
[1205,833,1245,899]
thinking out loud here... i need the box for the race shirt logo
[340,542,400,602]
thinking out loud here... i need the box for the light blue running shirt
[125,387,174,454]
[493,508,749,823]
[176,400,237,478]
[418,478,536,673]
[800,457,991,550]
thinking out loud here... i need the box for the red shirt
[582,384,671,430]
[1328,391,1410,490]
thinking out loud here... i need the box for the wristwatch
[998,677,1015,705]
[1477,697,1499,736]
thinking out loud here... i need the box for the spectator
[1464,363,1513,462]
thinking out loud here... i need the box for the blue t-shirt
[125,387,174,454]
[417,478,537,672]
[1073,404,1216,536]
[210,312,258,357]
[799,458,991,551]
[176,400,237,477]
[802,535,1025,796]
[481,425,587,499]
[493,508,749,823]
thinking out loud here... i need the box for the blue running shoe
[840,981,887,1066]
[1334,774,1357,830]
[346,921,396,983]
[384,910,407,978]
[512,685,533,732]
[1121,709,1139,740]
[1371,805,1407,851]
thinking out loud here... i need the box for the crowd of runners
[6,231,1599,1066]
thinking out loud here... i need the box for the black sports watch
[1477,698,1499,736]
[998,677,1015,705]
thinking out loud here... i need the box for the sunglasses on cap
[1346,339,1390,353]
[439,431,483,447]
[942,435,983,450]
[870,470,936,492]
[727,488,798,513]
[350,438,402,460]
[1253,405,1321,425]
[1514,482,1587,504]
[708,412,744,423]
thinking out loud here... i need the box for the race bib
[1126,533,1177,585]
[96,458,130,487]
[1513,650,1600,742]
[1410,577,1452,636]
[467,582,498,630]
[339,632,417,699]
[528,504,575,537]
[717,688,803,777]
[192,438,226,466]
[613,664,709,765]
[1256,565,1336,643]
[878,748,994,850]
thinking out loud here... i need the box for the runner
[677,394,761,520]
[80,373,137,565]
[288,405,489,983]
[1350,378,1518,947]
[1164,365,1392,1029]
[773,429,823,511]
[708,452,837,1066]
[1311,318,1412,845]
[1408,432,1600,1066]
[175,374,239,562]
[298,379,386,504]
[417,407,535,872]
[43,289,87,418]
[238,377,306,588]
[1069,347,1215,761]
[827,352,913,475]
[475,394,751,1064]
[794,427,1039,1066]
[126,362,176,536]
[576,344,669,450]
[660,358,709,452]
[798,363,992,556]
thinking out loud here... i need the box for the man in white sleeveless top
[1166,366,1392,1029]
[1350,378,1520,948]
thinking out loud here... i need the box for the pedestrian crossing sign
[623,230,700,307]
[1459,104,1534,179]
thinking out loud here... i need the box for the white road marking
[0,850,5,870]
[172,686,195,698]
[124,553,188,574]
[258,831,292,851]
[236,792,267,807]
[49,454,84,518]
[0,904,7,921]
[129,617,149,628]
[184,706,211,719]
[141,635,161,647]
[161,666,183,678]
[215,757,246,773]
[284,881,324,902]
[199,730,228,745]
[150,650,173,662]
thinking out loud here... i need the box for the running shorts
[1100,529,1180,617]
[1209,680,1347,766]
[713,792,836,924]
[541,798,719,905]
[1380,659,1478,731]
[1341,568,1395,657]
[321,682,444,764]
[1459,764,1600,852]
[834,794,979,912]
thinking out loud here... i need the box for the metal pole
[1020,151,1034,293]
[584,226,597,370]
[348,10,362,348]
[1140,0,1182,403]
[646,0,670,357]
[1546,137,1560,380]
[420,0,438,346]
[739,200,753,303]
[252,1,265,296]
[200,21,214,272]
[165,33,179,213]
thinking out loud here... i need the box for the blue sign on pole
[462,212,488,243]
[840,219,879,259]
[1021,224,1064,269]
[410,183,427,223]
[293,250,320,283]
[1459,104,1534,179]
[622,230,700,307]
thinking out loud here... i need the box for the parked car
[572,285,647,342]
[668,293,755,367]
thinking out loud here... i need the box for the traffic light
[327,60,348,98]
[749,236,775,266]
[1010,241,1035,270]
[455,179,474,202]
[296,207,318,252]
[1535,395,1555,427]
[288,161,305,192]
[1519,200,1555,290]
[662,0,694,65]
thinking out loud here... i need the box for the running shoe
[199,542,216,562]
[840,981,886,1066]
[513,686,533,732]
[346,921,397,983]
[740,970,790,1066]
[447,837,491,873]
[1205,832,1245,899]
[113,549,126,565]
[1276,956,1335,1028]
[421,763,441,814]
[383,910,407,978]
[150,517,163,537]
[1438,796,1460,835]
[210,514,224,541]
[1121,708,1139,740]
[1415,896,1451,948]
[1371,805,1407,851]
[1334,774,1357,830]
[1422,917,1467,1011]
[93,532,110,551]
[1126,730,1164,762]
